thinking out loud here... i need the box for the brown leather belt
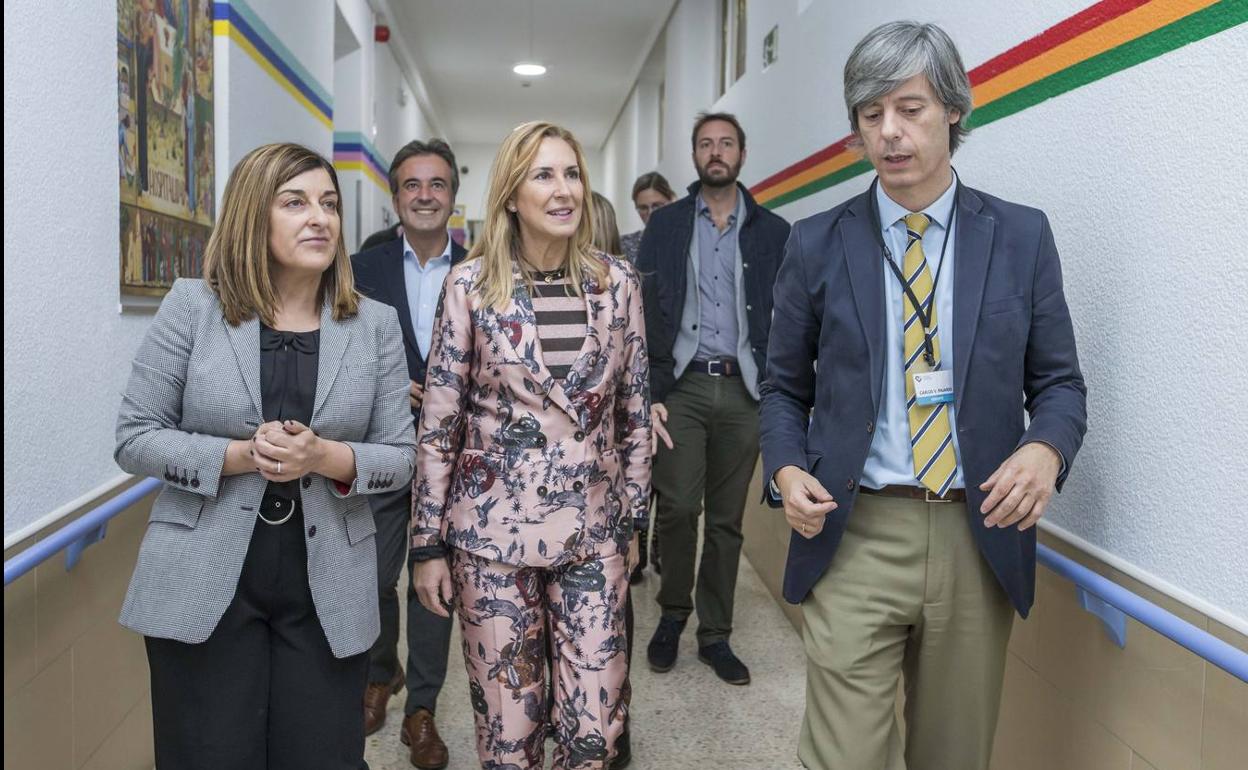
[860,484,966,503]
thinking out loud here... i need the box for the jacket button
[302,477,312,489]
[746,304,753,311]
[846,478,856,491]
[574,431,585,441]
[867,421,874,433]
[307,525,316,538]
[742,262,749,269]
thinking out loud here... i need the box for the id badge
[913,369,955,406]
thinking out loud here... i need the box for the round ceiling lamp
[513,63,547,77]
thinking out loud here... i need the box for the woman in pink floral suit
[410,121,652,770]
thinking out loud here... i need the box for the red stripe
[751,135,856,193]
[968,0,1150,83]
[752,0,1150,196]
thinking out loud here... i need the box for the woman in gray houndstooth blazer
[115,144,416,770]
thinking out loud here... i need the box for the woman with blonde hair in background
[116,142,416,769]
[410,121,652,769]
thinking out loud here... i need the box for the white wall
[601,0,1248,617]
[3,0,155,534]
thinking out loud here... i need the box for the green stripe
[764,1,1246,210]
[764,160,873,209]
[969,1,1246,128]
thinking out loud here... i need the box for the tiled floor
[365,555,807,770]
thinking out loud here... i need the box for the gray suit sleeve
[115,280,232,498]
[330,307,417,497]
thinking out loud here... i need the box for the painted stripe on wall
[753,0,1245,209]
[333,131,389,191]
[212,1,333,129]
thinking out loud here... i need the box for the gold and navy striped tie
[901,212,958,495]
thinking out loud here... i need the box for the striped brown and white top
[530,277,587,381]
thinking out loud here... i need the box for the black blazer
[351,236,469,414]
[636,181,790,403]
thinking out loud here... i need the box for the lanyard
[868,177,957,368]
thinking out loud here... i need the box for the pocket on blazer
[980,294,1026,318]
[344,502,377,545]
[148,486,204,529]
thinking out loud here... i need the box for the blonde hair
[203,143,358,326]
[469,122,607,309]
[590,192,622,256]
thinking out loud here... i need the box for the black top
[259,324,320,505]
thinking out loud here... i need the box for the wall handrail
[3,477,162,586]
[1038,543,1246,682]
[4,480,1244,681]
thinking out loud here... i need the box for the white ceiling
[383,0,675,148]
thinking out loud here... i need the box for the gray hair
[844,21,973,153]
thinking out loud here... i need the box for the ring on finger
[276,461,282,474]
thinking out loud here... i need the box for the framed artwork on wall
[117,0,215,298]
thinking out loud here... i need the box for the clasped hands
[775,442,1062,539]
[250,420,324,482]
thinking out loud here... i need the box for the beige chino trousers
[799,491,1015,770]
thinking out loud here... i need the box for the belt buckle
[924,488,949,503]
[707,360,724,377]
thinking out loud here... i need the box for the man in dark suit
[351,138,467,770]
[760,22,1087,770]
[637,112,790,686]
[359,222,402,252]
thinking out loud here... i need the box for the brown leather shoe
[363,665,404,736]
[400,709,449,769]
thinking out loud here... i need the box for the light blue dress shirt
[402,232,453,359]
[861,175,966,490]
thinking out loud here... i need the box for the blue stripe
[910,403,945,447]
[214,2,333,119]
[916,434,953,482]
[332,139,389,175]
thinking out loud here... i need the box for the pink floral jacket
[410,253,652,567]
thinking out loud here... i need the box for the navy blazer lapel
[224,315,264,418]
[313,302,350,419]
[842,195,886,414]
[953,187,994,411]
[379,240,422,365]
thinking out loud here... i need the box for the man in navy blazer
[350,138,467,769]
[759,23,1086,770]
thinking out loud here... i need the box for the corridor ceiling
[382,0,675,148]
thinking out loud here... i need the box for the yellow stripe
[214,21,333,130]
[756,150,860,203]
[334,160,389,192]
[973,0,1216,105]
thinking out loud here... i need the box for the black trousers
[368,486,453,714]
[146,509,369,770]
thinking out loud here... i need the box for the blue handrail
[1038,543,1247,682]
[3,477,163,586]
[4,480,1245,682]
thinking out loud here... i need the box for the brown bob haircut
[203,143,358,326]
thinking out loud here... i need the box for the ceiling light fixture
[513,0,546,78]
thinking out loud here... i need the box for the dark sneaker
[646,615,686,672]
[698,641,751,685]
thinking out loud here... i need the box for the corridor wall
[603,0,1248,620]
